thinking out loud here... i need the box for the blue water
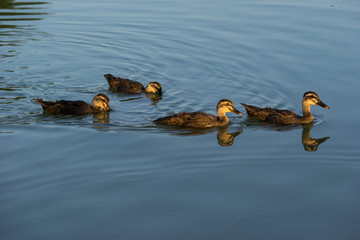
[1,0,360,239]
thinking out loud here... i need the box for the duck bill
[231,108,243,115]
[318,100,330,109]
[155,89,162,96]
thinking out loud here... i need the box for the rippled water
[1,0,360,239]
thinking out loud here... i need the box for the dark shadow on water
[0,0,50,47]
[116,93,162,105]
[0,1,49,9]
[119,96,143,102]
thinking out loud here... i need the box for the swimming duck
[241,91,329,125]
[104,74,162,95]
[154,99,242,128]
[35,93,111,115]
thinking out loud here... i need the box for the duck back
[241,103,276,121]
[36,99,94,115]
[265,110,304,125]
[104,74,144,93]
[154,112,219,128]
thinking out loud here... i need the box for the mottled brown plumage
[240,104,276,121]
[35,93,110,115]
[154,99,242,128]
[241,91,329,125]
[104,74,162,95]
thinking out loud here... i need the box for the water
[1,0,360,239]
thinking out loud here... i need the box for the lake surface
[1,0,360,239]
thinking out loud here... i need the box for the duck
[154,99,242,128]
[104,74,162,95]
[241,91,329,125]
[35,93,111,115]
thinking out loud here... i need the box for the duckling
[104,74,162,95]
[154,99,242,128]
[35,93,111,115]
[241,91,329,125]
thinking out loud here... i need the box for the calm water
[1,0,360,239]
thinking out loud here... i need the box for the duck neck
[302,126,311,143]
[217,109,229,124]
[91,105,100,112]
[302,102,313,122]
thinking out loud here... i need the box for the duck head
[145,82,162,95]
[92,93,111,111]
[303,91,329,109]
[217,99,243,115]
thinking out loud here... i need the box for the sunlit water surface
[1,0,360,239]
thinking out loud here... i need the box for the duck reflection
[216,126,242,146]
[301,124,330,152]
[146,93,162,105]
[92,111,110,123]
[162,125,242,147]
[242,119,330,152]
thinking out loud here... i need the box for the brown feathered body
[104,74,144,93]
[35,99,95,115]
[154,112,223,128]
[241,104,305,124]
[35,93,110,115]
[240,104,276,121]
[154,99,242,129]
[265,110,305,124]
[241,91,329,125]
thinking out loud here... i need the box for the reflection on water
[92,111,110,123]
[146,93,162,105]
[118,93,162,105]
[34,109,111,125]
[163,122,330,149]
[241,119,330,151]
[216,126,242,146]
[0,1,50,114]
[160,125,242,147]
[302,124,330,152]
